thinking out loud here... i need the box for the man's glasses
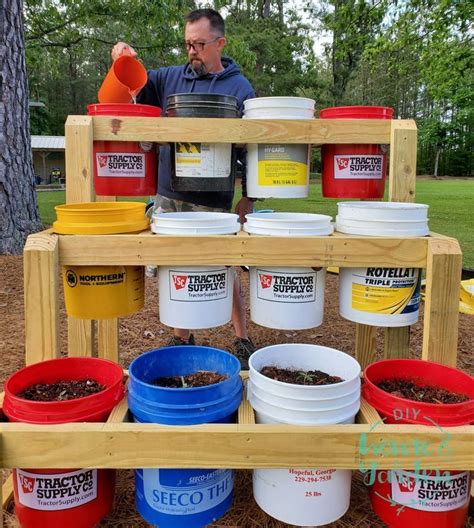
[185,37,220,52]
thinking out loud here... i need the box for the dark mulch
[17,379,105,401]
[260,366,344,385]
[376,378,470,404]
[153,371,228,388]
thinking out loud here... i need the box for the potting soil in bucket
[248,344,361,526]
[363,359,474,528]
[88,103,161,196]
[53,202,146,319]
[2,357,124,528]
[337,202,428,327]
[128,345,242,528]
[167,93,238,192]
[245,213,333,329]
[153,212,240,329]
[243,97,315,198]
[320,106,393,199]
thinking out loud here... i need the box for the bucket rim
[249,344,361,391]
[245,212,332,223]
[87,103,161,117]
[320,106,394,119]
[128,345,241,392]
[337,201,429,211]
[4,357,124,408]
[244,96,315,105]
[167,92,238,102]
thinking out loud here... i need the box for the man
[112,8,256,368]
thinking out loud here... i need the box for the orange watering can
[98,49,147,103]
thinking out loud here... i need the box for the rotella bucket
[320,106,393,198]
[3,357,124,528]
[128,346,242,528]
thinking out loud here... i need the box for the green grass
[37,179,474,266]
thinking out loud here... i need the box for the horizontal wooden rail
[1,423,472,470]
[77,115,397,144]
[54,231,430,267]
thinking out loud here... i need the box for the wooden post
[422,238,462,366]
[23,233,59,365]
[384,119,418,359]
[97,320,119,362]
[355,324,377,369]
[65,116,95,357]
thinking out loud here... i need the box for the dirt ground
[1,255,472,527]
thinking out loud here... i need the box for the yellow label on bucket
[350,268,420,315]
[257,144,308,186]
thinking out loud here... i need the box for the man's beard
[190,60,208,76]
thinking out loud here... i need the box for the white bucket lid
[151,211,240,235]
[244,97,315,111]
[244,212,333,236]
[337,201,429,221]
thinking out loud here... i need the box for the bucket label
[169,269,229,302]
[257,144,308,186]
[65,269,126,288]
[175,143,232,178]
[16,469,98,511]
[256,269,317,303]
[96,152,146,178]
[351,268,420,314]
[391,470,469,512]
[334,155,383,180]
[140,468,233,515]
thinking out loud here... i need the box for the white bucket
[336,201,429,236]
[339,267,421,327]
[245,213,332,329]
[243,97,315,198]
[248,344,360,526]
[154,212,239,329]
[151,211,240,235]
[159,266,234,329]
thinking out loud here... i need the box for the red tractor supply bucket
[87,103,161,196]
[3,357,124,528]
[320,106,393,198]
[362,359,474,528]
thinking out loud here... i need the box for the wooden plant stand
[2,116,472,522]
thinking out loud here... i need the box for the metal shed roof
[31,135,65,151]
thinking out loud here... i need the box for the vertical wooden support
[65,116,95,357]
[95,195,120,362]
[97,320,119,362]
[355,324,377,369]
[422,238,462,366]
[384,119,418,359]
[24,233,59,365]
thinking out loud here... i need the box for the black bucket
[168,93,238,192]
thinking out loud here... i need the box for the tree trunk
[433,148,441,178]
[0,0,42,254]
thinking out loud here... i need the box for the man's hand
[235,197,254,224]
[111,42,138,61]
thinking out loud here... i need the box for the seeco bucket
[245,213,332,329]
[362,359,474,528]
[243,97,315,198]
[3,357,124,528]
[248,344,361,525]
[88,103,161,196]
[154,212,240,329]
[167,93,238,192]
[320,106,393,198]
[128,346,242,528]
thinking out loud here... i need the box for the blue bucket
[128,346,242,528]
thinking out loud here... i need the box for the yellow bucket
[53,202,149,235]
[63,265,144,319]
